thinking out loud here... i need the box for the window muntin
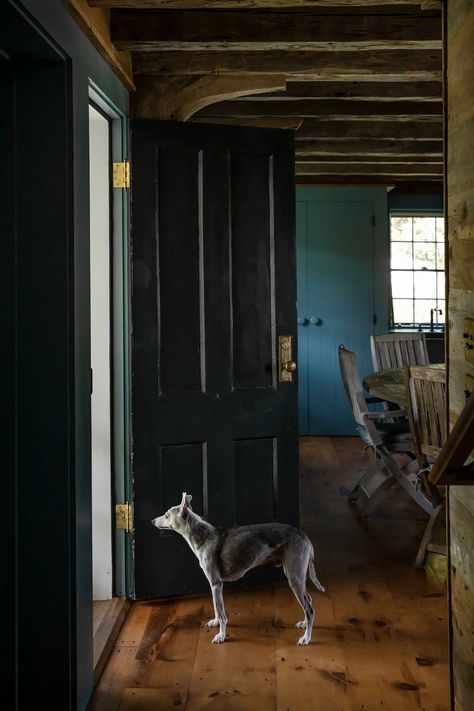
[390,214,445,330]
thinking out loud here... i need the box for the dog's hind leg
[206,579,227,644]
[283,564,314,645]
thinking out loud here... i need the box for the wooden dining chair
[370,332,430,372]
[338,345,434,517]
[406,365,447,567]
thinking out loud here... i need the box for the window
[390,214,445,330]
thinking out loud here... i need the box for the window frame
[389,210,445,331]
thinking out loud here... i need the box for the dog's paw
[297,635,310,646]
[212,632,226,644]
[295,620,307,629]
[206,618,219,628]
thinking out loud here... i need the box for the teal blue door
[297,188,389,435]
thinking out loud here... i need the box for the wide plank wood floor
[88,436,450,711]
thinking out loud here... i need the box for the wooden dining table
[363,362,445,406]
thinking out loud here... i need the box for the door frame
[88,83,133,598]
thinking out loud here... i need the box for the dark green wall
[0,2,129,710]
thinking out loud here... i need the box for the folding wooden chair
[370,332,430,372]
[338,345,434,518]
[406,365,447,567]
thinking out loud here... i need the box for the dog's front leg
[207,580,227,644]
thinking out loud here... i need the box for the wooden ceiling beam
[295,119,443,139]
[131,74,286,120]
[295,162,443,175]
[110,10,440,51]
[62,0,135,89]
[91,1,441,10]
[132,49,441,81]
[296,154,442,163]
[193,116,304,129]
[295,138,443,156]
[242,80,442,101]
[196,99,442,119]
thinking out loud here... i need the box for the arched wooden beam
[132,74,286,121]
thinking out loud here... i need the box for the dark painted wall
[0,2,129,709]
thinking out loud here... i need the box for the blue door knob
[310,317,322,326]
[297,317,308,325]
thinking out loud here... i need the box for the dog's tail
[308,557,325,593]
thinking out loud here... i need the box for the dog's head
[151,492,193,533]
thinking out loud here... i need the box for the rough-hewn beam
[295,119,443,139]
[132,74,286,120]
[91,1,441,10]
[296,154,442,163]
[193,116,303,130]
[196,99,442,120]
[111,10,441,51]
[243,80,442,101]
[295,162,443,175]
[295,176,441,188]
[62,0,135,90]
[295,138,443,157]
[133,49,442,81]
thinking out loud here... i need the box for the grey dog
[151,492,325,645]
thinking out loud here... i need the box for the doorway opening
[88,91,132,683]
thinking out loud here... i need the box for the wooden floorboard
[88,436,450,711]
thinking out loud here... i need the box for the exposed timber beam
[91,2,441,10]
[132,49,441,81]
[193,116,303,130]
[196,99,442,120]
[132,74,286,120]
[295,162,443,175]
[294,138,443,157]
[296,154,442,163]
[295,177,441,188]
[110,10,441,51]
[242,81,442,101]
[62,0,134,90]
[295,119,443,139]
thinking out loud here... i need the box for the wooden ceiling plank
[296,154,443,163]
[241,80,442,101]
[294,138,443,156]
[195,98,443,118]
[110,9,440,50]
[131,74,286,119]
[295,119,443,139]
[90,1,441,10]
[132,49,441,80]
[295,162,443,175]
[193,116,303,129]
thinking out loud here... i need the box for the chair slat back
[407,365,447,468]
[371,332,430,372]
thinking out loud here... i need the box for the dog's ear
[179,492,192,518]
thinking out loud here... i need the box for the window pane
[436,242,445,270]
[413,217,436,241]
[393,299,414,325]
[436,217,445,241]
[437,272,446,297]
[413,242,436,269]
[414,270,436,298]
[437,300,445,324]
[391,271,413,298]
[414,299,437,324]
[391,216,412,241]
[391,242,413,269]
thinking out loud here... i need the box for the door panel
[131,120,298,599]
[296,188,389,436]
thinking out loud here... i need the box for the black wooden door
[131,120,298,599]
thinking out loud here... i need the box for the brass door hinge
[113,161,130,189]
[115,502,133,532]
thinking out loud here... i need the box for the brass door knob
[283,360,297,373]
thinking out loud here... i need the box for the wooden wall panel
[447,2,474,709]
